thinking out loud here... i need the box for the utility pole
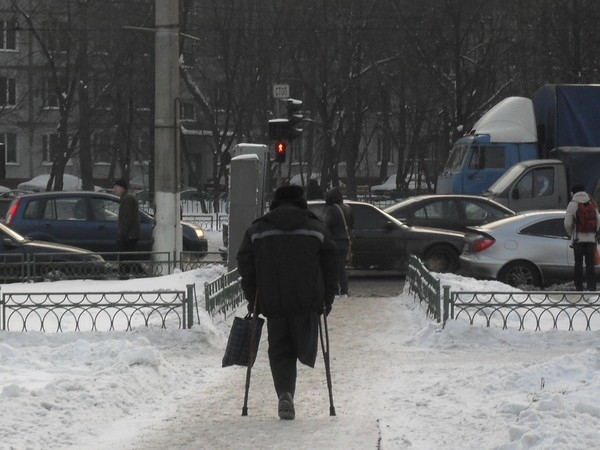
[153,0,182,261]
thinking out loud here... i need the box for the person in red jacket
[237,185,338,420]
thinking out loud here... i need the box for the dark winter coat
[237,204,338,317]
[118,191,141,242]
[324,188,353,253]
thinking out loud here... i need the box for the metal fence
[0,284,196,332]
[0,251,226,284]
[405,254,443,322]
[450,291,600,331]
[406,255,600,331]
[204,268,245,318]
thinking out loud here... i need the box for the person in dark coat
[306,178,324,200]
[237,185,338,420]
[113,178,141,277]
[324,187,354,296]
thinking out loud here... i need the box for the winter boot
[278,392,295,420]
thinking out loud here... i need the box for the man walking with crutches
[237,185,338,420]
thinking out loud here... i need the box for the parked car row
[310,195,587,288]
[4,191,208,257]
[1,189,586,289]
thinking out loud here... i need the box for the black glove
[247,302,255,314]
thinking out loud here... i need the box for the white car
[460,210,598,287]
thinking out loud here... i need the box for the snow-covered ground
[1,258,599,449]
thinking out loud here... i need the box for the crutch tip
[330,406,336,416]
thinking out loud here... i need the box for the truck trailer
[436,84,600,195]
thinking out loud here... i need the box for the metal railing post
[186,284,194,328]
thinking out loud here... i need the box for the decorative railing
[0,251,225,284]
[405,254,442,322]
[0,285,196,332]
[450,291,600,331]
[204,268,245,318]
[406,256,600,331]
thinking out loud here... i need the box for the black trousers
[117,239,143,276]
[573,241,596,291]
[266,311,319,398]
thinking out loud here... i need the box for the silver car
[460,210,596,287]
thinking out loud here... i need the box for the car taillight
[5,199,20,225]
[471,236,495,252]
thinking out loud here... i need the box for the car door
[31,195,94,249]
[519,217,573,281]
[0,226,26,281]
[87,195,154,252]
[411,198,461,231]
[348,203,407,270]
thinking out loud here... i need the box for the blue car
[4,191,207,256]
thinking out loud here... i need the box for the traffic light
[274,141,287,162]
[268,119,289,140]
[286,98,303,141]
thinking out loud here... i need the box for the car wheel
[498,261,541,288]
[423,245,459,273]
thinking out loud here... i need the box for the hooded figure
[564,184,600,291]
[324,187,354,296]
[237,185,338,420]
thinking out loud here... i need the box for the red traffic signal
[275,141,286,162]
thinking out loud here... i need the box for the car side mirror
[511,188,520,200]
[384,221,396,231]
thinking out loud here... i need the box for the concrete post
[153,0,182,264]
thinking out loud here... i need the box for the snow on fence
[204,268,245,318]
[0,285,196,332]
[406,256,600,331]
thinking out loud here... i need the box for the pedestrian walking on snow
[324,187,354,296]
[237,185,338,420]
[564,184,600,291]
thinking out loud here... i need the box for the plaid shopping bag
[222,314,264,367]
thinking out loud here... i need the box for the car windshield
[443,144,469,172]
[486,163,528,194]
[0,222,27,243]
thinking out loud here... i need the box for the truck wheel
[423,245,459,273]
[498,261,541,288]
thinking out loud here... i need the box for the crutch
[319,306,336,416]
[242,296,259,416]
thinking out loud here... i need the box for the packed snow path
[92,287,594,449]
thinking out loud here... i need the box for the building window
[0,77,16,106]
[43,21,69,52]
[42,134,58,163]
[93,133,112,164]
[0,133,17,163]
[43,78,60,108]
[377,135,395,164]
[0,18,17,50]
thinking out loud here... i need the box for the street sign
[273,84,290,99]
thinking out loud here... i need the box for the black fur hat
[113,178,128,190]
[270,185,307,210]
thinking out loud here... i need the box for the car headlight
[193,227,205,239]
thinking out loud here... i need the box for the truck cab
[483,160,568,211]
[436,97,538,195]
[483,147,600,211]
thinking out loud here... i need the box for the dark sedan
[4,191,208,256]
[308,200,465,273]
[383,195,515,233]
[0,222,107,282]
